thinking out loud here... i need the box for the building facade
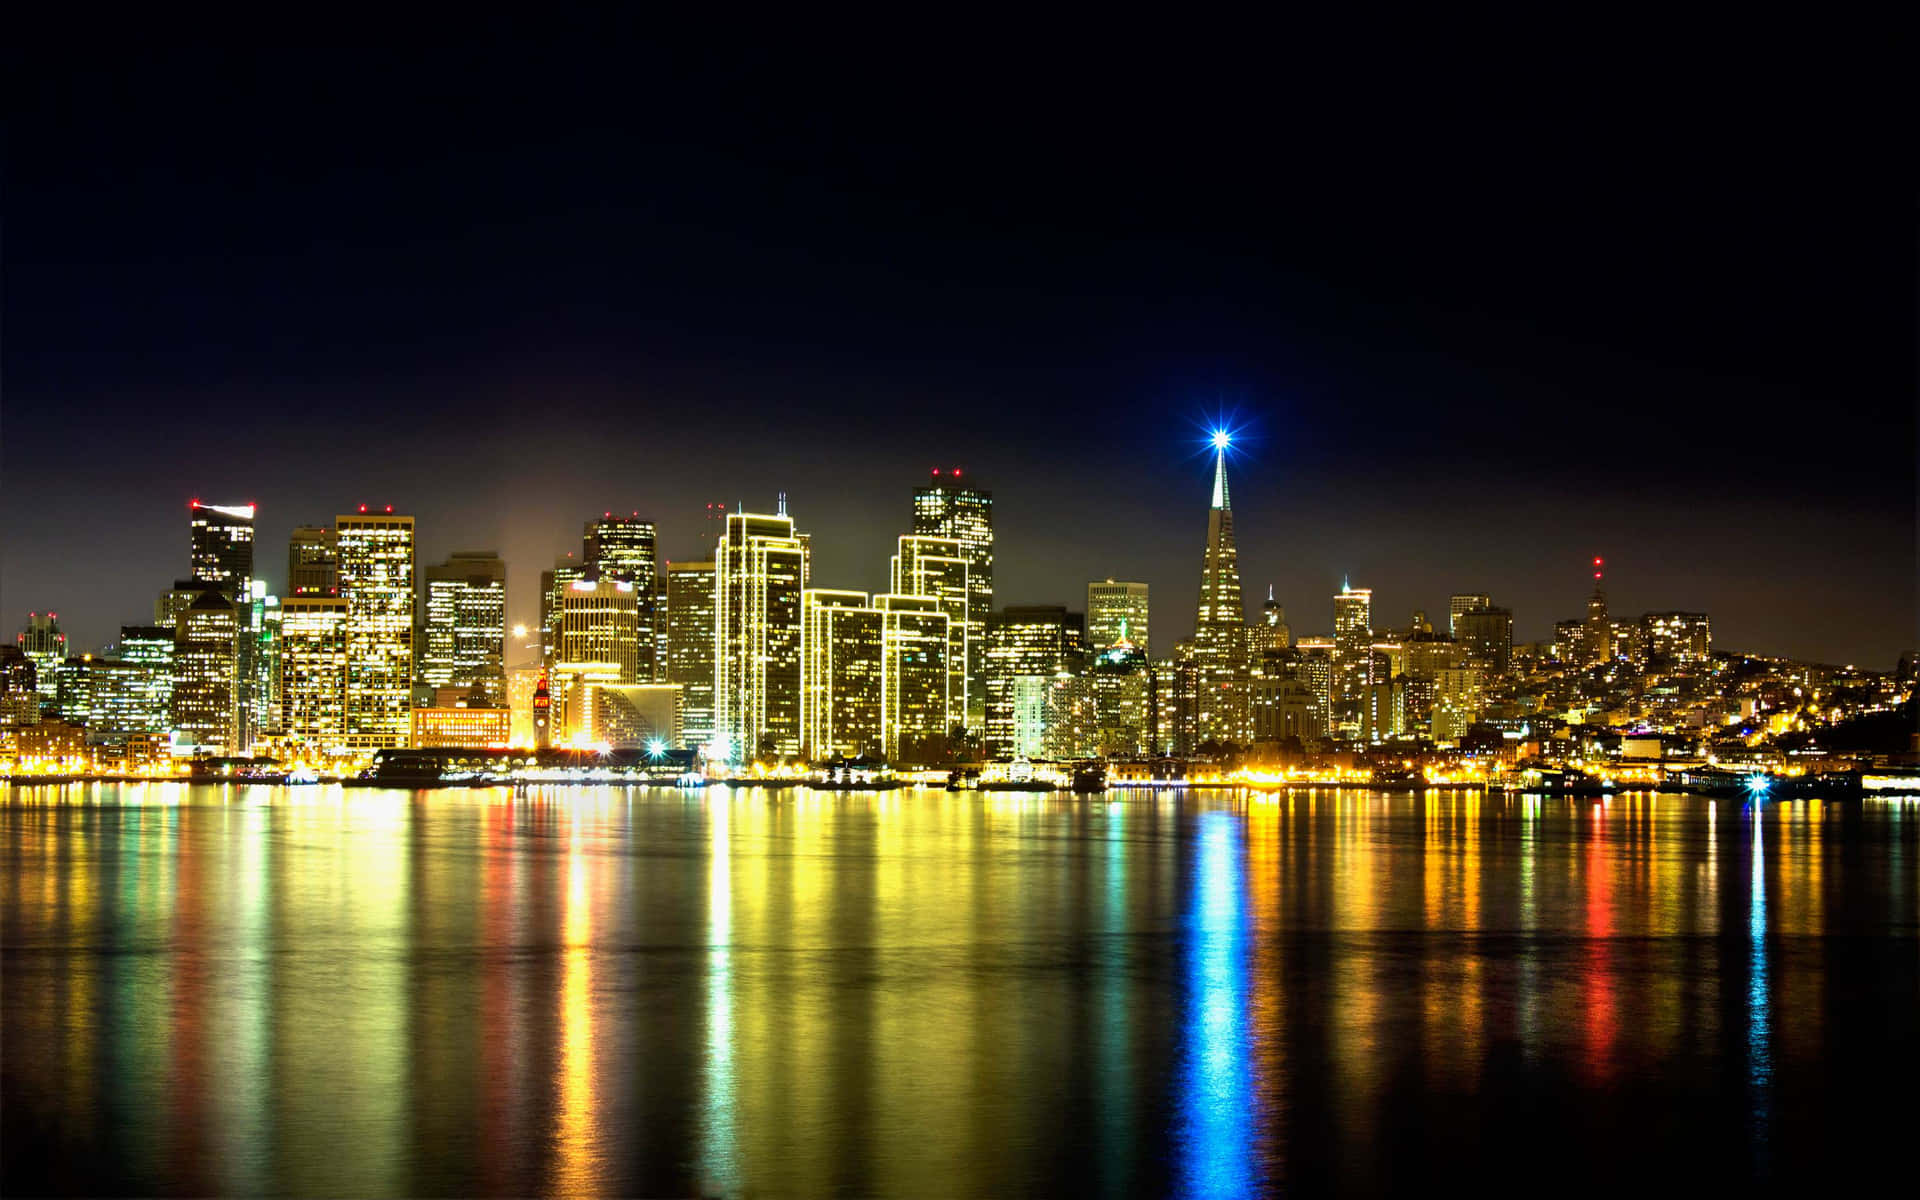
[1087,580,1150,658]
[911,471,992,724]
[665,560,717,750]
[421,552,507,703]
[714,510,806,761]
[1192,446,1249,744]
[336,511,415,749]
[280,597,349,753]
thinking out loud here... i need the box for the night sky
[5,46,1912,667]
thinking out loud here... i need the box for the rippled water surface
[3,784,1916,1196]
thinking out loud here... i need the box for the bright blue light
[1745,774,1771,795]
[1210,429,1232,450]
[647,738,668,760]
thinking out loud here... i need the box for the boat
[1070,763,1107,793]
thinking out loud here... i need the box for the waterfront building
[584,515,659,680]
[587,683,681,750]
[1455,606,1514,674]
[335,510,415,750]
[1192,438,1249,744]
[665,560,717,749]
[912,470,992,723]
[0,648,37,729]
[410,704,511,749]
[1449,593,1492,636]
[171,589,239,752]
[14,612,67,712]
[279,597,349,753]
[288,525,338,596]
[800,589,882,760]
[715,509,807,761]
[1642,611,1711,664]
[892,535,969,729]
[1087,580,1150,658]
[557,578,641,683]
[876,593,950,760]
[421,552,507,703]
[984,606,1087,759]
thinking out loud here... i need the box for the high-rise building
[1584,557,1611,665]
[665,560,718,750]
[1087,580,1150,657]
[1248,585,1290,657]
[984,606,1086,758]
[189,501,255,598]
[1332,581,1374,719]
[1192,439,1249,744]
[0,647,39,729]
[15,612,67,712]
[111,626,175,738]
[288,526,339,596]
[1292,637,1335,739]
[421,552,507,703]
[584,515,659,680]
[556,578,641,682]
[1448,593,1492,637]
[1641,611,1711,664]
[714,510,806,761]
[876,593,950,760]
[156,581,203,628]
[246,583,283,741]
[912,470,992,725]
[1092,641,1151,758]
[279,597,348,752]
[1432,667,1487,744]
[335,510,415,750]
[1455,606,1514,674]
[892,535,969,730]
[538,555,586,668]
[172,590,239,752]
[800,589,882,759]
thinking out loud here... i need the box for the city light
[1210,429,1232,450]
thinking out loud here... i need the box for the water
[3,784,1915,1196]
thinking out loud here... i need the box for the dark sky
[5,45,1913,667]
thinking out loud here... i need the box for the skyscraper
[112,625,175,738]
[1192,436,1249,744]
[556,578,641,682]
[1087,579,1150,655]
[714,509,806,761]
[1332,580,1373,719]
[1456,605,1514,674]
[584,514,659,681]
[876,592,950,760]
[538,555,586,668]
[1641,611,1711,664]
[911,470,991,724]
[280,596,348,752]
[800,589,882,759]
[665,560,717,750]
[983,606,1086,758]
[892,534,969,731]
[171,589,239,752]
[421,551,507,703]
[1584,557,1611,665]
[1248,585,1289,658]
[189,501,255,598]
[335,509,415,749]
[1448,592,1492,637]
[288,526,339,596]
[14,612,67,712]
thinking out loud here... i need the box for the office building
[1433,667,1487,744]
[421,552,507,703]
[876,593,950,760]
[912,470,992,723]
[1455,606,1514,674]
[172,590,239,752]
[539,555,586,668]
[800,589,882,760]
[584,515,659,680]
[1087,580,1150,657]
[336,510,415,750]
[714,509,806,761]
[665,560,717,750]
[587,683,681,750]
[984,606,1086,758]
[1248,585,1289,657]
[0,647,39,728]
[1092,641,1151,758]
[15,612,67,712]
[110,626,175,738]
[557,578,641,682]
[1448,593,1492,637]
[892,535,969,729]
[1192,441,1249,744]
[189,501,255,598]
[1332,581,1373,710]
[280,597,349,752]
[288,525,339,596]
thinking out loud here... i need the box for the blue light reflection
[1178,809,1255,1198]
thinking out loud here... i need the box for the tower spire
[1210,445,1231,510]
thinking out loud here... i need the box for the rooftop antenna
[777,491,788,517]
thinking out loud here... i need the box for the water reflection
[3,784,1917,1196]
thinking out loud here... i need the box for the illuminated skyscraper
[1332,580,1373,720]
[984,606,1086,758]
[1455,605,1514,674]
[1092,640,1151,758]
[421,552,507,703]
[1448,593,1492,637]
[335,509,415,749]
[584,514,659,680]
[912,470,991,724]
[665,560,717,750]
[538,555,586,667]
[1087,579,1150,657]
[14,612,67,712]
[1248,585,1289,658]
[189,501,255,598]
[1192,436,1249,744]
[876,593,950,760]
[1641,611,1711,664]
[892,534,969,730]
[288,526,338,596]
[714,509,806,761]
[279,597,348,752]
[1584,557,1612,665]
[109,625,175,738]
[171,589,239,752]
[557,578,641,682]
[800,589,883,759]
